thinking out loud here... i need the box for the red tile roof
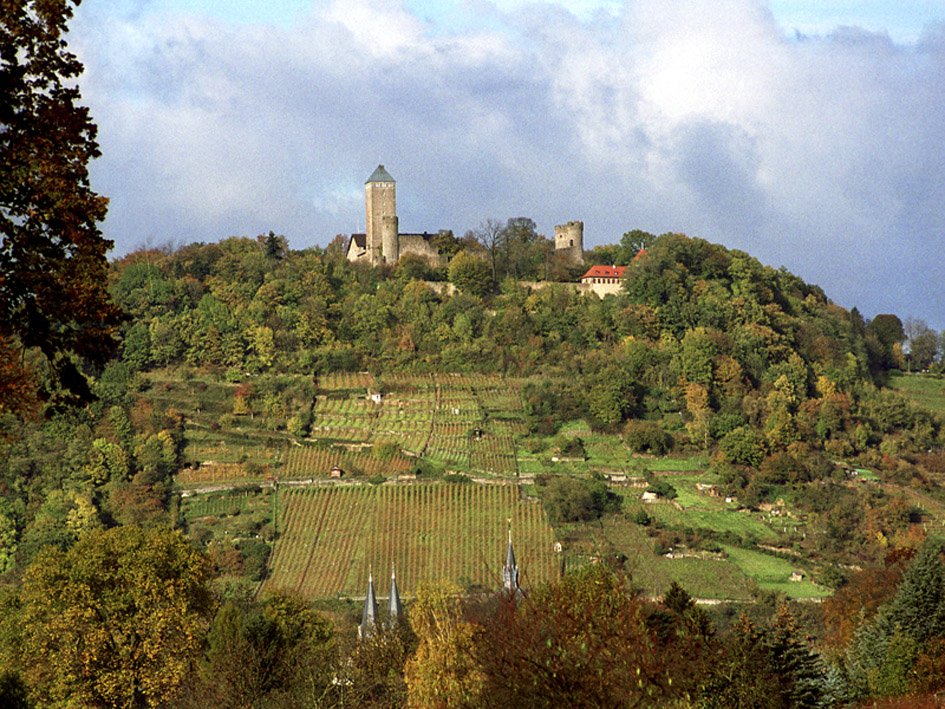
[581,265,627,280]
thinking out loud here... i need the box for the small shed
[641,491,659,503]
[789,571,805,583]
[329,466,344,479]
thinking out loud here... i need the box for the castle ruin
[346,165,584,267]
[346,165,444,266]
[554,220,585,265]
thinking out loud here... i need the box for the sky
[68,1,945,327]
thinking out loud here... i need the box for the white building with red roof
[579,264,627,296]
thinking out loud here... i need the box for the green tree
[448,251,492,298]
[905,318,939,370]
[191,594,334,708]
[538,475,619,524]
[18,526,215,707]
[617,229,656,263]
[867,314,905,370]
[0,0,122,407]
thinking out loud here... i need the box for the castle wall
[399,234,444,266]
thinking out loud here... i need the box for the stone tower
[365,164,397,266]
[554,220,584,264]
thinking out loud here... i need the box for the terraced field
[262,482,557,598]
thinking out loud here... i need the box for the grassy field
[888,372,945,414]
[261,482,557,599]
[721,545,829,598]
[562,515,756,600]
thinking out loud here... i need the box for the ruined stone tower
[554,220,584,264]
[365,165,396,265]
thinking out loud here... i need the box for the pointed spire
[388,566,403,626]
[503,519,523,598]
[359,569,379,640]
[366,164,395,184]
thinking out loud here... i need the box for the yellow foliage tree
[18,526,215,707]
[404,581,485,708]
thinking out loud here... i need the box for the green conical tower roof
[366,164,395,184]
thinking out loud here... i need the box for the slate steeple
[388,567,403,626]
[359,570,379,640]
[503,520,524,598]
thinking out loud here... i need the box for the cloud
[70,0,945,327]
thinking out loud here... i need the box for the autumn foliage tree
[0,0,122,410]
[16,527,215,707]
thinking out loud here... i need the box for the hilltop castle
[346,165,584,267]
[345,165,447,266]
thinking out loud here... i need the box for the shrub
[719,426,766,467]
[539,476,621,524]
[646,480,677,500]
[623,420,674,454]
[443,473,471,484]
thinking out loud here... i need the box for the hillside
[62,231,940,604]
[5,229,945,707]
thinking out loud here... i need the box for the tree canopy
[0,0,121,410]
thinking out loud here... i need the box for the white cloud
[69,0,945,326]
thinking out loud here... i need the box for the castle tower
[388,567,403,627]
[554,220,584,264]
[365,165,396,266]
[359,570,379,640]
[381,215,399,264]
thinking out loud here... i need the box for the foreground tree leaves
[0,0,122,410]
[17,526,215,707]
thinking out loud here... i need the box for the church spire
[388,566,403,626]
[503,519,523,598]
[359,569,379,640]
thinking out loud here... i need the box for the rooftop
[366,164,395,184]
[581,265,627,280]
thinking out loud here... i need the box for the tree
[17,526,215,707]
[190,594,334,708]
[472,218,503,288]
[497,217,548,281]
[404,581,485,708]
[447,251,492,298]
[904,318,939,370]
[617,229,655,263]
[867,314,906,370]
[475,565,695,707]
[701,610,827,708]
[0,0,122,408]
[538,475,619,524]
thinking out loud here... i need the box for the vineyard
[308,373,529,476]
[262,482,557,599]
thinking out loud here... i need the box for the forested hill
[4,229,945,707]
[108,231,923,450]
